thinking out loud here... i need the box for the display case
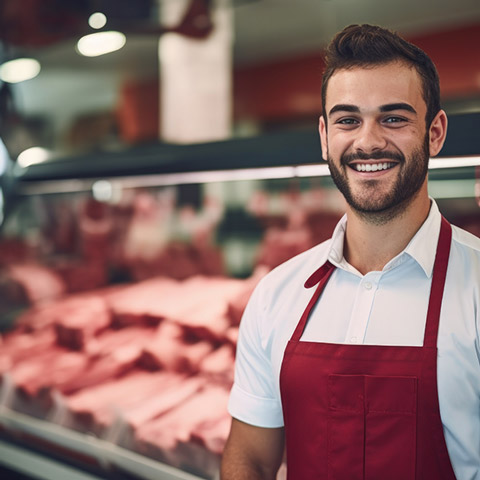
[0,114,479,479]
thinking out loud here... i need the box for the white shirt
[229,200,480,480]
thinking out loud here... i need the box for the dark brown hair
[321,24,441,127]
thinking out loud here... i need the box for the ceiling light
[0,58,41,83]
[92,180,114,202]
[17,147,51,168]
[76,31,126,57]
[88,12,107,29]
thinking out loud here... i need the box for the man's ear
[319,115,328,161]
[429,110,448,157]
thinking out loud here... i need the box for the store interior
[0,1,479,479]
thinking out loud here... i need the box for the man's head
[318,26,448,224]
[321,24,441,129]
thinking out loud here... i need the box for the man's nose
[352,121,387,153]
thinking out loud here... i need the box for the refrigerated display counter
[0,114,479,479]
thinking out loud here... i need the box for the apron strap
[292,261,336,342]
[423,216,452,348]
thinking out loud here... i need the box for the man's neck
[343,194,431,275]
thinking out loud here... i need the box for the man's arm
[221,418,285,479]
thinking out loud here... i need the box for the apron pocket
[328,374,417,480]
[365,375,417,480]
[328,374,365,480]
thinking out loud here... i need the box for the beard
[327,135,430,225]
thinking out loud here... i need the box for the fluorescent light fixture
[297,156,480,178]
[295,164,331,178]
[17,147,51,168]
[0,58,41,83]
[429,156,480,169]
[76,31,126,57]
[88,12,107,29]
[116,166,298,189]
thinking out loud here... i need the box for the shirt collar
[328,213,348,267]
[403,198,442,278]
[324,198,442,278]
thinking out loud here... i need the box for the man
[221,24,480,480]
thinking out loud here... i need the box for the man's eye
[337,118,358,125]
[384,116,406,123]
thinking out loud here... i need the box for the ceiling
[234,0,480,64]
[0,0,480,157]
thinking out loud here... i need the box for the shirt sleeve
[228,278,284,428]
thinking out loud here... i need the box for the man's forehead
[324,62,424,110]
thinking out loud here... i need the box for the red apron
[279,217,457,480]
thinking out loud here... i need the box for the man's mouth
[349,162,397,172]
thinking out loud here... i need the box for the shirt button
[350,336,357,343]
[364,282,372,290]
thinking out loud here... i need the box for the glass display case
[0,115,479,479]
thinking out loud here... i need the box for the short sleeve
[228,279,284,427]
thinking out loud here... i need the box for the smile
[350,162,396,172]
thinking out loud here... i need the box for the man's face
[319,62,432,220]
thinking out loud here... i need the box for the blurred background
[0,0,479,156]
[0,1,478,479]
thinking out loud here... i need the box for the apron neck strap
[423,216,452,348]
[292,261,336,342]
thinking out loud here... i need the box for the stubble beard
[327,136,430,226]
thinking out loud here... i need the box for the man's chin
[346,190,396,213]
[347,193,418,225]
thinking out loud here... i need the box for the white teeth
[353,162,394,172]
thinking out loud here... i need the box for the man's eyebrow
[328,102,418,117]
[328,104,360,116]
[379,103,417,114]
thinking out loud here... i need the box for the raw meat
[226,265,269,326]
[121,375,206,430]
[198,344,235,385]
[8,346,83,397]
[0,238,32,266]
[223,326,238,347]
[63,370,185,435]
[0,328,57,375]
[134,383,230,472]
[1,263,66,304]
[137,322,213,373]
[51,326,156,394]
[54,296,111,350]
[190,413,231,455]
[107,277,180,327]
[53,260,108,293]
[167,276,248,342]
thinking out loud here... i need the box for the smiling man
[221,25,480,480]
[321,60,440,228]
